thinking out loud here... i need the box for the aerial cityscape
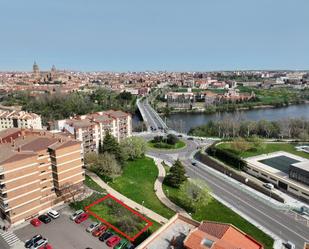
[0,1,309,249]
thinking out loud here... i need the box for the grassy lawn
[84,175,106,193]
[217,142,309,159]
[70,193,161,235]
[147,140,186,150]
[163,184,274,249]
[109,157,175,219]
[87,197,150,238]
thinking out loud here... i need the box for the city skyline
[0,0,309,71]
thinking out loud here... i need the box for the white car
[70,210,84,220]
[30,238,48,249]
[86,222,100,232]
[47,209,60,219]
[263,183,274,190]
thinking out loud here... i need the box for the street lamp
[142,200,145,214]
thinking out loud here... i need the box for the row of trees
[85,133,147,181]
[189,117,309,140]
[1,89,136,125]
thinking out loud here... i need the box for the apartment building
[0,128,84,225]
[0,110,42,131]
[53,110,132,154]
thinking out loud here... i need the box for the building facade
[0,128,84,225]
[53,110,132,154]
[0,110,42,131]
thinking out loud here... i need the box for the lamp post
[142,200,145,214]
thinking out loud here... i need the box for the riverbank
[164,103,309,133]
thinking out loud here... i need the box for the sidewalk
[86,171,168,224]
[150,156,190,218]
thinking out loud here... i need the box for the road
[138,100,309,248]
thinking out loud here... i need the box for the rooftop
[0,128,80,165]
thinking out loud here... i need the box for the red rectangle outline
[85,194,153,241]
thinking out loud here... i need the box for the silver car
[86,222,100,232]
[30,238,48,249]
[70,210,84,220]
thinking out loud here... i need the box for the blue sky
[0,0,308,71]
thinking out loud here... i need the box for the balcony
[0,202,9,211]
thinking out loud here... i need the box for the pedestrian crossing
[0,230,21,247]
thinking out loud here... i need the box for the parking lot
[15,207,111,249]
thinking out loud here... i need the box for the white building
[54,110,132,154]
[0,110,42,131]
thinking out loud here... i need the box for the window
[289,186,298,192]
[261,173,268,178]
[41,170,46,174]
[302,192,309,197]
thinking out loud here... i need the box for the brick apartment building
[53,110,132,154]
[0,128,84,225]
[0,110,42,131]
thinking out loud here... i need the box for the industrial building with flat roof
[245,151,309,202]
[0,128,84,225]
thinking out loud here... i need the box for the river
[165,104,309,133]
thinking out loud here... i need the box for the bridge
[137,98,168,132]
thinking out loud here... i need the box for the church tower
[33,61,40,79]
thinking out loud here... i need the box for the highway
[138,100,309,249]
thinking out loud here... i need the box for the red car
[30,218,42,227]
[92,225,108,237]
[106,235,121,247]
[75,213,89,224]
[39,244,52,249]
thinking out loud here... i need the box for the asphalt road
[147,146,309,249]
[138,98,309,248]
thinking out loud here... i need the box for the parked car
[92,225,108,237]
[70,210,84,220]
[39,244,52,249]
[125,243,135,249]
[30,238,48,249]
[99,231,114,242]
[114,239,128,249]
[47,209,59,219]
[285,241,296,249]
[263,183,274,190]
[38,215,52,224]
[86,222,100,232]
[25,234,43,248]
[106,236,121,247]
[187,137,194,140]
[30,218,42,227]
[75,213,89,224]
[191,161,197,166]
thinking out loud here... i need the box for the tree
[102,131,124,163]
[166,134,179,145]
[164,159,187,188]
[84,152,99,169]
[120,136,147,160]
[91,152,122,181]
[179,179,212,211]
[231,137,252,153]
[60,182,85,203]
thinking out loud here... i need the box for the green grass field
[147,140,186,150]
[84,175,106,193]
[109,157,175,219]
[163,184,274,249]
[217,142,309,159]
